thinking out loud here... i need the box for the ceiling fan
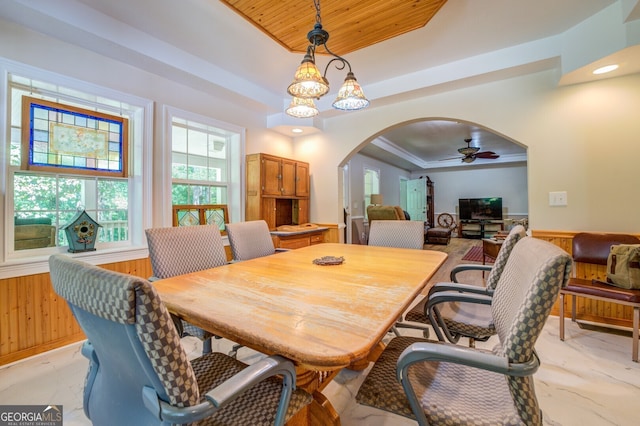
[442,138,500,163]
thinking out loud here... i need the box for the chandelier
[285,0,370,118]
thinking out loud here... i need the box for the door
[406,178,426,221]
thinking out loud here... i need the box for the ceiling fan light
[461,156,475,163]
[458,146,480,156]
[332,72,370,111]
[285,96,319,118]
[287,54,329,98]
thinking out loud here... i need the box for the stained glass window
[22,96,128,177]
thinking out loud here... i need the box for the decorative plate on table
[313,256,345,266]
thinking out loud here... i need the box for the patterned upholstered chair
[145,225,228,354]
[368,220,425,249]
[356,237,572,425]
[226,220,287,261]
[49,254,311,426]
[398,225,526,344]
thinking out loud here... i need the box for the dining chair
[397,225,526,345]
[356,237,572,425]
[48,254,311,426]
[145,225,228,354]
[226,220,287,261]
[367,220,425,249]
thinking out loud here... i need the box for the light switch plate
[549,191,568,206]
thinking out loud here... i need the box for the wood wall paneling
[0,227,341,366]
[533,230,640,328]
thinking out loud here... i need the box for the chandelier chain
[314,0,322,25]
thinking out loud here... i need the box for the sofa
[366,205,406,221]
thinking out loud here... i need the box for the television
[459,197,503,221]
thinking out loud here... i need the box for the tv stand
[459,220,503,239]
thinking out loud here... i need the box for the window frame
[0,59,153,278]
[164,106,244,226]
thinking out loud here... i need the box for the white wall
[414,163,529,217]
[294,71,640,234]
[0,19,295,226]
[3,17,639,235]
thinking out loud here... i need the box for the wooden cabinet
[246,153,310,230]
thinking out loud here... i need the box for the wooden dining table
[153,242,447,425]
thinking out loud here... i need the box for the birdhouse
[62,210,101,253]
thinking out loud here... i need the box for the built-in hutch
[245,153,326,248]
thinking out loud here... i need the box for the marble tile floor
[1,317,638,425]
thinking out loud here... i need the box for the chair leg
[202,337,212,354]
[633,307,639,363]
[229,344,243,359]
[559,293,565,341]
[571,295,577,321]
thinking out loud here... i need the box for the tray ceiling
[220,0,448,55]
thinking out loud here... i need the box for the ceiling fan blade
[439,156,462,161]
[475,151,500,159]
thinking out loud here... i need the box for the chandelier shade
[285,0,369,117]
[285,96,319,118]
[332,72,370,110]
[287,52,329,99]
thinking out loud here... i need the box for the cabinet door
[295,198,309,224]
[261,198,277,230]
[262,155,282,196]
[295,162,310,197]
[280,159,296,196]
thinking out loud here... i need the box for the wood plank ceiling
[220,0,448,55]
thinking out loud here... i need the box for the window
[364,166,380,219]
[166,107,243,224]
[3,67,148,269]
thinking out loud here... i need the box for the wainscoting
[0,226,340,366]
[533,230,640,329]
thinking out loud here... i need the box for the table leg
[288,368,341,426]
[286,391,340,425]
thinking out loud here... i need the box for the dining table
[153,242,447,425]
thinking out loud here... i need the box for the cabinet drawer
[278,236,311,249]
[310,234,323,244]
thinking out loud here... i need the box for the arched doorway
[339,118,528,243]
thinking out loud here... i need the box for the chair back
[49,254,199,425]
[226,220,276,261]
[145,225,227,279]
[491,237,572,423]
[368,220,424,249]
[485,224,526,289]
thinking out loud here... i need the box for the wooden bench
[559,232,640,362]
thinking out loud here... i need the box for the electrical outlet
[549,191,568,206]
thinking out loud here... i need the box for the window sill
[0,245,150,279]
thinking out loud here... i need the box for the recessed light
[593,64,619,75]
[292,128,303,133]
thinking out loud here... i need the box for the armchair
[145,225,229,354]
[397,225,526,344]
[368,220,424,249]
[225,220,287,261]
[49,254,311,426]
[356,237,572,425]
